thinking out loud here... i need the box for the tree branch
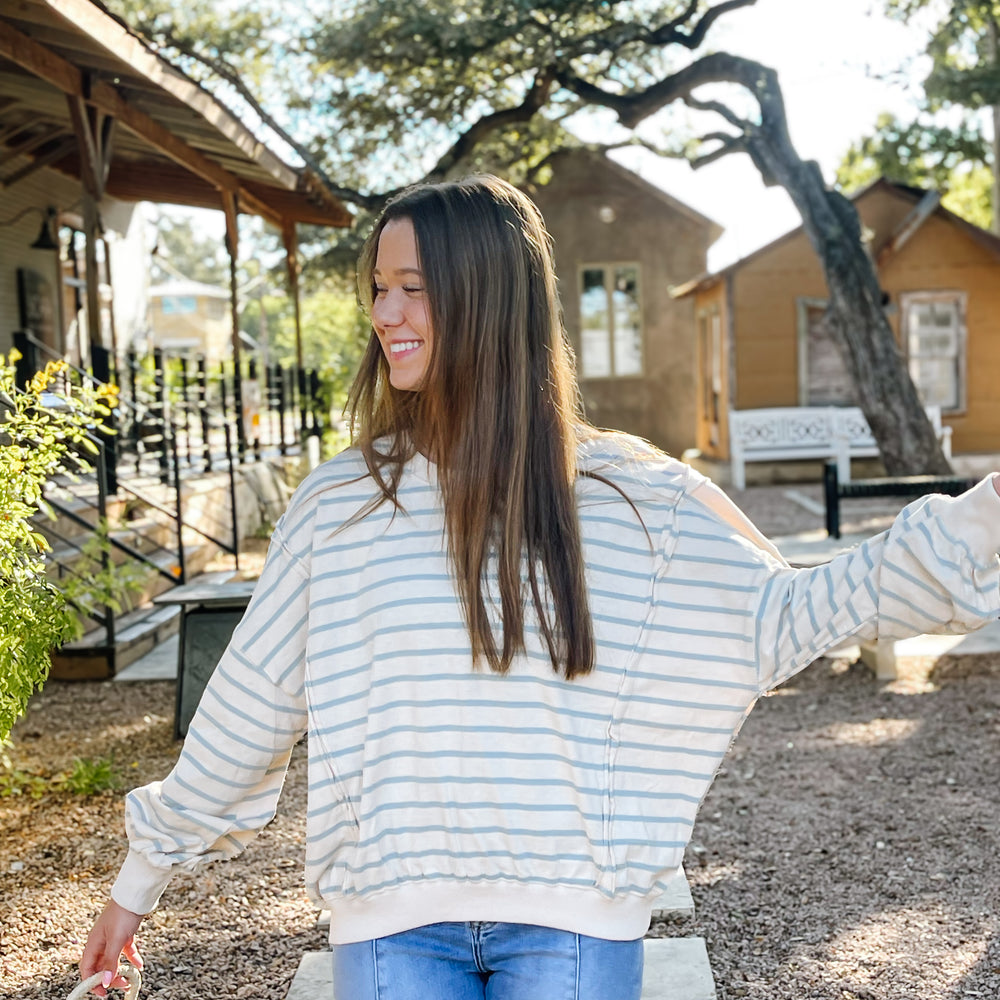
[682,93,751,131]
[689,131,748,169]
[556,51,779,130]
[137,29,354,200]
[650,0,760,48]
[568,0,758,58]
[421,70,557,183]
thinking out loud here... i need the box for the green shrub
[0,352,115,742]
[62,754,119,795]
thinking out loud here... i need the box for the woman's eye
[403,286,425,294]
[374,286,387,296]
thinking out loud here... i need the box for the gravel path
[3,486,1000,999]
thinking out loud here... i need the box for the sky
[610,0,938,270]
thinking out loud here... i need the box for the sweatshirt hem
[319,880,657,945]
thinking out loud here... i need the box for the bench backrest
[727,405,946,489]
[730,405,943,456]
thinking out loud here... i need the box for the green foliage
[889,1,1000,111]
[274,289,370,411]
[57,522,151,618]
[853,0,999,228]
[102,1,732,230]
[836,110,993,226]
[0,354,115,743]
[0,742,119,798]
[0,742,50,798]
[152,211,229,286]
[62,754,119,795]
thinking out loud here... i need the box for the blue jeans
[332,921,644,1000]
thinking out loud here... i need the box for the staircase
[14,331,324,680]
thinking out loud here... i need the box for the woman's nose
[373,292,403,328]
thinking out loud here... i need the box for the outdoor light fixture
[30,207,59,250]
[0,204,59,250]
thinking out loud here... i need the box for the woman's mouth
[390,340,423,359]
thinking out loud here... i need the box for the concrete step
[285,937,716,1000]
[49,563,232,681]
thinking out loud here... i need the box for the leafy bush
[0,742,119,797]
[0,352,115,741]
[62,754,119,795]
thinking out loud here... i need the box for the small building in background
[148,279,231,359]
[674,178,1000,481]
[529,149,723,459]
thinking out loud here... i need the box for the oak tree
[114,0,952,474]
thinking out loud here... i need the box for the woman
[81,176,1000,999]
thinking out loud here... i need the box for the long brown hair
[348,175,594,679]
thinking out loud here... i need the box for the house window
[796,297,857,406]
[160,295,197,315]
[579,264,642,378]
[901,292,965,410]
[901,292,965,412]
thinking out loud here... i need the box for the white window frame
[900,290,967,414]
[577,263,644,379]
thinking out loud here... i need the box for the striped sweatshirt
[112,434,1000,943]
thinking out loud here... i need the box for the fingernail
[102,971,113,988]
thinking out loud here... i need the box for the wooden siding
[0,171,79,356]
[696,184,1000,462]
[694,281,728,458]
[530,153,716,458]
[731,228,828,410]
[880,212,1000,453]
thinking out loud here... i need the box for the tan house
[529,150,722,458]
[673,179,1000,477]
[148,279,231,358]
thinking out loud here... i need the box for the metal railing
[13,329,330,659]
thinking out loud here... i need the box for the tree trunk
[560,53,953,476]
[743,73,952,476]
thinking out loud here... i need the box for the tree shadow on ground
[685,654,1000,999]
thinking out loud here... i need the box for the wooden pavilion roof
[0,0,351,229]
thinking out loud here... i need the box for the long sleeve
[682,475,1000,694]
[112,522,310,916]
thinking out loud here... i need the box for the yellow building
[675,179,1000,471]
[148,279,231,359]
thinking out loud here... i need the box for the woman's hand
[80,899,145,996]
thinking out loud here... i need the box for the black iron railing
[12,329,330,661]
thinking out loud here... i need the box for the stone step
[285,937,716,1000]
[49,566,235,680]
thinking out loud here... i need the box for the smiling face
[371,217,433,392]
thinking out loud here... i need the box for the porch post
[222,190,247,463]
[281,219,309,440]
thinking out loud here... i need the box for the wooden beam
[282,219,304,373]
[66,92,102,195]
[81,189,102,353]
[0,122,65,160]
[45,0,300,188]
[0,18,284,224]
[877,191,942,267]
[99,114,116,189]
[0,20,82,97]
[222,188,248,461]
[1,134,77,188]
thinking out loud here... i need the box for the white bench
[728,405,951,490]
[291,869,716,1000]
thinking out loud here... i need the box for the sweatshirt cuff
[111,849,173,916]
[950,474,1000,563]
